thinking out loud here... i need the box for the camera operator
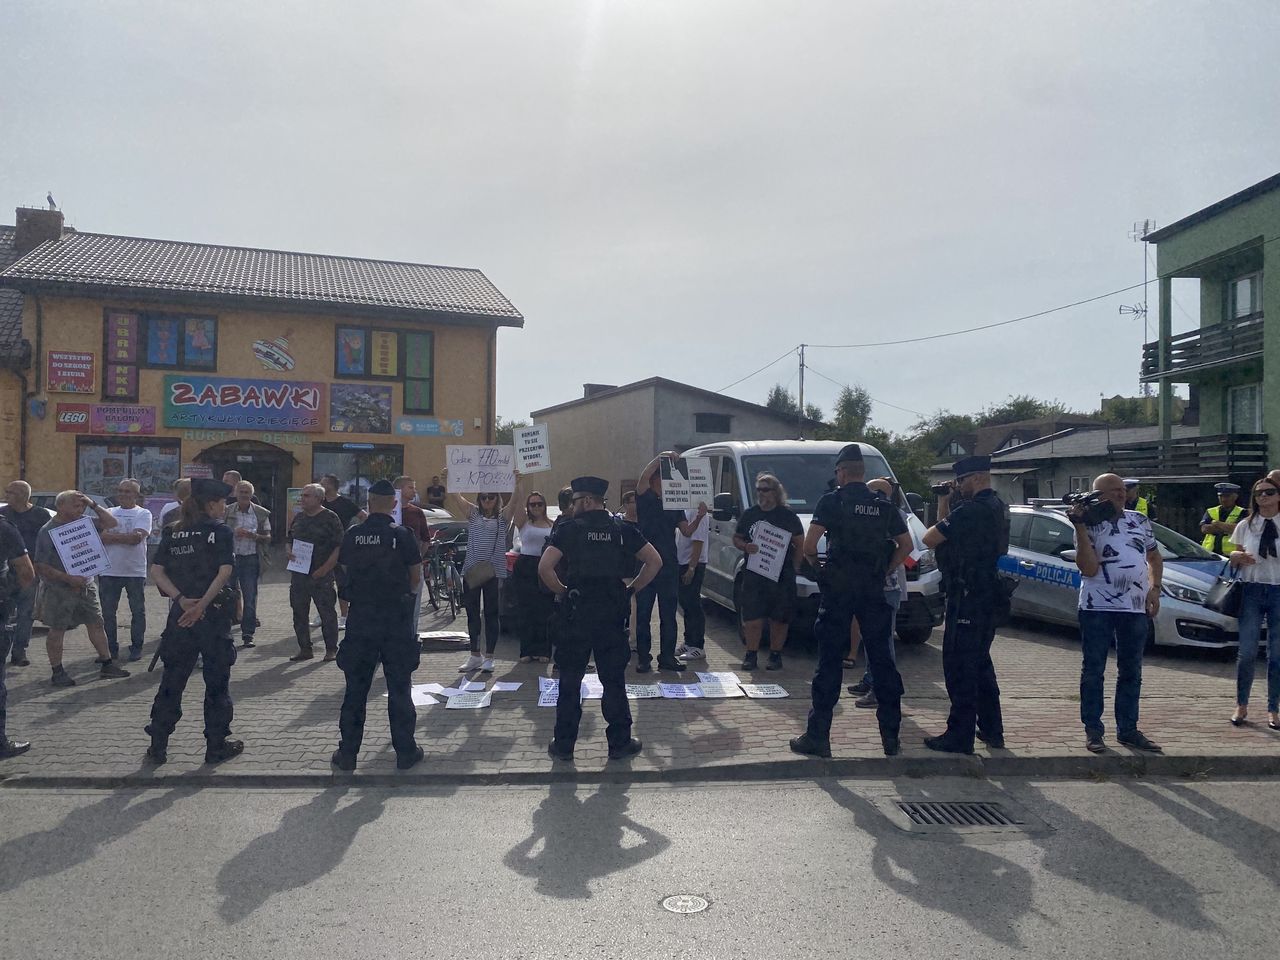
[920,456,1009,753]
[1068,473,1163,754]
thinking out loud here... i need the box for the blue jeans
[1078,609,1148,737]
[862,590,901,688]
[234,555,261,640]
[1235,582,1280,712]
[5,581,36,656]
[99,576,147,657]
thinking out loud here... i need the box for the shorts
[37,579,105,631]
[740,570,797,623]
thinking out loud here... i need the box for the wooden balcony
[1140,311,1264,381]
[1108,433,1268,478]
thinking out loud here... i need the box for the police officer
[331,479,425,772]
[146,478,242,765]
[538,477,662,762]
[1201,482,1244,555]
[791,445,912,758]
[920,455,1010,753]
[1123,479,1151,518]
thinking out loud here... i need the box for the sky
[3,0,1278,433]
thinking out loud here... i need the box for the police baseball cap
[952,455,991,477]
[192,478,232,500]
[570,476,609,497]
[1214,482,1241,494]
[835,444,863,466]
[368,479,396,496]
[1123,478,1140,488]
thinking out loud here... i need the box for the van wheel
[895,625,932,645]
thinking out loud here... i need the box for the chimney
[14,206,64,255]
[583,383,618,399]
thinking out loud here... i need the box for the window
[1007,511,1032,549]
[76,438,180,500]
[140,313,217,370]
[1027,515,1075,557]
[1229,383,1262,433]
[311,444,405,506]
[695,412,732,434]
[403,331,434,414]
[334,326,402,380]
[718,456,741,509]
[946,439,967,456]
[1068,475,1091,493]
[1228,273,1261,319]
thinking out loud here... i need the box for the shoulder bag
[1204,559,1243,618]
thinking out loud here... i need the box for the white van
[681,439,945,644]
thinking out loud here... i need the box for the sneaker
[459,654,483,672]
[309,617,321,628]
[679,647,705,660]
[338,616,347,630]
[127,648,144,662]
[848,679,872,695]
[923,734,973,755]
[608,738,643,760]
[205,739,245,764]
[742,650,759,671]
[674,644,689,659]
[331,749,357,772]
[144,741,168,765]
[50,668,75,688]
[396,746,425,770]
[241,638,256,649]
[634,661,652,674]
[0,739,31,759]
[789,733,832,758]
[99,662,130,680]
[657,658,686,673]
[1085,732,1106,753]
[766,652,783,671]
[1117,730,1163,753]
[480,658,495,673]
[854,690,877,709]
[289,649,314,662]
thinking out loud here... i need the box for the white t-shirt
[676,509,709,566]
[159,500,181,530]
[104,505,153,578]
[1075,509,1158,612]
[1230,515,1280,585]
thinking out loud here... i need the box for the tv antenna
[1121,219,1156,396]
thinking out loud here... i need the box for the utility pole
[797,344,806,440]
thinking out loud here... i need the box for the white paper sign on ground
[695,672,742,685]
[49,515,110,578]
[697,682,745,698]
[437,687,463,698]
[740,683,790,699]
[537,686,559,707]
[445,691,493,709]
[745,520,789,583]
[580,675,604,699]
[538,676,558,693]
[459,680,486,692]
[418,683,446,694]
[660,456,713,510]
[514,423,551,474]
[625,684,663,699]
[419,631,469,643]
[446,445,516,493]
[286,539,313,574]
[492,681,522,692]
[385,684,440,706]
[659,683,704,699]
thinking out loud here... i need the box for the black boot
[205,738,245,764]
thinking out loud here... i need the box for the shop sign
[47,351,96,394]
[163,376,326,433]
[394,416,466,437]
[91,404,156,435]
[55,403,91,433]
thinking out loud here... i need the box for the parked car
[1001,503,1240,649]
[683,439,945,645]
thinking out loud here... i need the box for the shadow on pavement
[503,781,670,899]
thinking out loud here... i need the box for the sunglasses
[479,494,498,500]
[1256,488,1279,498]
[528,500,546,508]
[756,486,776,493]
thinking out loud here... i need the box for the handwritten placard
[514,423,551,474]
[49,515,110,578]
[446,445,516,493]
[660,456,713,510]
[745,520,790,583]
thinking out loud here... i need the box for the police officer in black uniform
[791,444,913,757]
[921,454,1010,753]
[331,479,425,772]
[146,478,242,765]
[538,476,662,762]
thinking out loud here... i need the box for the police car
[1002,503,1240,649]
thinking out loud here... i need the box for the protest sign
[625,684,663,699]
[697,681,745,698]
[513,423,551,474]
[287,540,313,574]
[49,515,110,578]
[445,691,493,709]
[659,683,704,699]
[660,456,713,510]
[446,445,516,493]
[745,520,790,582]
[740,683,790,699]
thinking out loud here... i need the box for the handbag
[1205,560,1243,618]
[465,561,496,590]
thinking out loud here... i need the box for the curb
[2,752,1277,790]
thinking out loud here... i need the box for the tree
[495,416,529,445]
[765,383,798,416]
[977,395,1074,426]
[1098,397,1157,426]
[828,385,872,439]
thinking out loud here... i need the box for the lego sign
[55,403,91,433]
[163,375,326,432]
[47,351,95,394]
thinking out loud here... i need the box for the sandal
[1269,714,1280,730]
[1231,707,1248,726]
[518,656,533,664]
[841,659,857,669]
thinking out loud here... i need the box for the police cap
[368,479,396,496]
[1214,482,1241,494]
[835,444,863,466]
[952,455,991,477]
[570,476,608,497]
[192,478,232,500]
[1123,478,1140,488]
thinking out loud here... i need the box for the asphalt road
[0,777,1274,959]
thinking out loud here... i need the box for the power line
[804,363,927,418]
[715,345,797,393]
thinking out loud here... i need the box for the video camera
[1062,490,1118,527]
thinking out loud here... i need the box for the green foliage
[495,416,529,445]
[978,394,1074,426]
[1099,397,1157,426]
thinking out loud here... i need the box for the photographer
[1069,473,1163,754]
[920,456,1009,754]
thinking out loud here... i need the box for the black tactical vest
[825,485,895,588]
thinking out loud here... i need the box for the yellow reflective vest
[1201,504,1243,554]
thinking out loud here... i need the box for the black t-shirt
[548,509,648,597]
[735,504,805,578]
[339,513,422,604]
[0,504,53,554]
[635,489,682,563]
[154,516,235,600]
[325,495,360,529]
[0,517,28,602]
[425,485,447,508]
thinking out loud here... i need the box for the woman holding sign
[512,489,555,663]
[733,473,804,671]
[444,473,519,673]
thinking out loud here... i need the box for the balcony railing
[1108,433,1268,478]
[1140,311,1264,381]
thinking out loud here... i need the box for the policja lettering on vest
[330,479,425,772]
[792,444,913,758]
[538,476,663,762]
[1201,482,1244,554]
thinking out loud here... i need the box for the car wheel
[895,625,933,646]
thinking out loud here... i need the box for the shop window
[76,438,180,500]
[140,314,217,370]
[311,443,405,506]
[334,326,402,380]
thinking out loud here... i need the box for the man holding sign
[733,473,804,672]
[32,491,130,686]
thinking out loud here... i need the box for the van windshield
[741,453,892,515]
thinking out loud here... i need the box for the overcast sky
[3,0,1278,433]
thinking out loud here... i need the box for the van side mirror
[905,492,926,522]
[712,492,738,522]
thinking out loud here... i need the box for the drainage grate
[896,800,1021,827]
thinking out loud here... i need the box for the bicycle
[427,533,467,620]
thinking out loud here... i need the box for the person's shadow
[215,788,385,923]
[504,781,670,899]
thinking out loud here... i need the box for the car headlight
[1161,582,1208,605]
[915,549,937,574]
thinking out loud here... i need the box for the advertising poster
[90,405,156,435]
[103,364,138,401]
[163,376,326,432]
[55,403,91,433]
[370,330,399,377]
[394,416,466,437]
[329,384,392,434]
[105,311,139,363]
[47,352,95,393]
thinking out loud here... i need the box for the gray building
[529,377,822,500]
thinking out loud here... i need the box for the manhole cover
[662,894,709,914]
[897,801,1020,827]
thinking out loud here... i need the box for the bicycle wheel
[447,566,463,620]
